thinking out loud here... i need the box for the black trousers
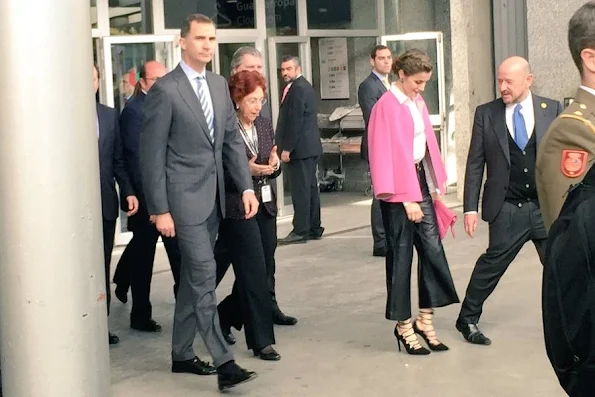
[286,156,322,235]
[371,196,386,251]
[102,218,117,316]
[369,165,386,251]
[457,200,547,324]
[380,167,459,321]
[215,213,274,350]
[113,211,181,323]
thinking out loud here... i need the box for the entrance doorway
[97,34,179,245]
[267,36,311,216]
[379,32,454,190]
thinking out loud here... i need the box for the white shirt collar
[579,85,595,97]
[180,60,206,81]
[390,84,411,104]
[372,70,388,81]
[506,91,533,110]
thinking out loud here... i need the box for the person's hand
[404,202,424,223]
[268,145,279,169]
[431,192,441,201]
[464,213,478,238]
[248,156,275,177]
[153,213,176,237]
[125,195,139,216]
[281,150,291,163]
[242,191,259,219]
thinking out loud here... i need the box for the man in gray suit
[140,14,259,391]
[357,45,392,257]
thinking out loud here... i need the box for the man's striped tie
[196,76,214,142]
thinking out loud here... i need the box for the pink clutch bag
[434,199,457,240]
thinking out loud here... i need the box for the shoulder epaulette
[559,109,595,134]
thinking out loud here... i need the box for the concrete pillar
[0,1,111,396]
[449,0,495,201]
[527,0,583,101]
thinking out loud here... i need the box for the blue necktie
[196,76,214,142]
[513,104,528,150]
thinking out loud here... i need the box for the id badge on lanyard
[238,122,258,157]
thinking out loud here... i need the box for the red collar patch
[561,149,588,178]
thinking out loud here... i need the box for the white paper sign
[318,37,350,99]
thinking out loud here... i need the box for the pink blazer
[368,91,447,203]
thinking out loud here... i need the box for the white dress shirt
[579,85,595,97]
[505,92,535,140]
[390,84,437,204]
[180,60,213,103]
[372,70,390,88]
[179,61,254,194]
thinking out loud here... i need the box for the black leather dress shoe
[172,356,217,375]
[222,325,236,345]
[114,285,128,304]
[253,345,281,361]
[456,322,492,345]
[131,319,162,333]
[278,231,308,246]
[108,332,120,345]
[373,247,387,257]
[273,310,298,326]
[217,362,258,391]
[309,227,325,240]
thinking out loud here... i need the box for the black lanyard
[238,121,259,157]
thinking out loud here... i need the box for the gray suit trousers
[171,204,233,367]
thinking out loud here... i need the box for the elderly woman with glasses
[214,70,282,361]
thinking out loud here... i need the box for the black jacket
[463,94,562,222]
[358,72,388,161]
[275,76,322,160]
[224,116,281,219]
[97,103,133,221]
[543,164,595,396]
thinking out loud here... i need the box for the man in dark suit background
[276,56,324,245]
[112,60,181,333]
[139,14,258,391]
[357,45,392,257]
[456,56,562,345]
[93,64,139,345]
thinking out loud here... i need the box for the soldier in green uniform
[536,2,595,231]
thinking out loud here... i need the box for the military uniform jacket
[536,88,595,231]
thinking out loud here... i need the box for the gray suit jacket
[139,64,252,226]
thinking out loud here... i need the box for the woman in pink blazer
[368,49,459,355]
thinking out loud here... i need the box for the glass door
[213,38,264,79]
[379,33,453,190]
[98,34,179,245]
[267,36,311,216]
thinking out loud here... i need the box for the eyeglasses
[245,97,267,106]
[144,77,161,82]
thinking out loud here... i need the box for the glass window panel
[270,42,300,208]
[91,0,98,29]
[266,0,297,36]
[109,0,153,35]
[310,37,376,113]
[307,0,377,30]
[218,42,255,79]
[163,0,256,30]
[110,42,174,112]
[384,39,439,115]
[108,41,175,232]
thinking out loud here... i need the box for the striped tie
[196,76,214,141]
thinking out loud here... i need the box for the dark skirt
[380,163,460,321]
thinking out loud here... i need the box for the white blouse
[390,84,438,197]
